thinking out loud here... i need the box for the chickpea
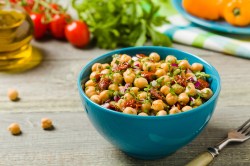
[160,63,169,72]
[134,77,148,89]
[149,52,161,62]
[120,54,131,62]
[134,69,141,75]
[186,72,195,79]
[178,60,190,70]
[191,63,203,72]
[178,93,189,105]
[138,112,148,116]
[102,63,110,69]
[41,118,53,130]
[182,106,193,112]
[138,91,148,100]
[99,90,110,102]
[194,98,202,106]
[166,93,178,105]
[141,102,151,111]
[123,107,137,115]
[173,68,181,76]
[92,63,103,72]
[160,85,170,96]
[130,87,139,95]
[117,99,125,109]
[108,84,119,91]
[156,110,167,116]
[113,73,123,84]
[101,69,110,75]
[141,57,150,63]
[124,73,136,84]
[200,88,213,100]
[85,80,96,87]
[90,95,101,104]
[85,86,97,98]
[159,75,170,86]
[169,106,181,114]
[111,59,119,67]
[124,93,134,100]
[8,89,19,101]
[155,69,166,78]
[90,71,99,80]
[124,68,133,74]
[119,86,125,94]
[142,62,156,72]
[165,55,177,63]
[133,61,142,69]
[185,82,197,96]
[151,100,165,112]
[172,84,185,95]
[155,63,161,68]
[8,123,21,135]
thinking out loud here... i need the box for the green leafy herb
[169,87,176,95]
[72,0,172,49]
[173,68,181,76]
[195,72,210,79]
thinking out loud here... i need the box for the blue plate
[172,0,250,35]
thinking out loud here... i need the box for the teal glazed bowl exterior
[77,46,221,160]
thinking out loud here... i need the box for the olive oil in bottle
[0,2,34,71]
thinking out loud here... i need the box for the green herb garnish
[72,0,172,49]
[195,72,210,79]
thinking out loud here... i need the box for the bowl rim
[77,46,221,119]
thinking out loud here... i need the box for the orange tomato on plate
[182,0,221,20]
[182,0,250,27]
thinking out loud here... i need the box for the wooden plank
[0,110,249,166]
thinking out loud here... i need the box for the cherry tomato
[10,0,34,13]
[49,14,69,39]
[50,3,61,11]
[65,21,90,47]
[29,13,47,39]
[9,0,18,3]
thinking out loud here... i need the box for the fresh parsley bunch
[72,0,172,49]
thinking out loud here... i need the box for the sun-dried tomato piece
[195,79,210,90]
[98,78,111,91]
[117,62,130,71]
[150,89,164,100]
[108,102,121,112]
[141,71,156,82]
[176,103,181,110]
[135,102,142,110]
[124,99,142,110]
[124,99,136,108]
[136,54,147,58]
[174,75,187,87]
[94,73,103,82]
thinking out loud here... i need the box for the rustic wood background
[0,42,249,166]
[0,1,249,165]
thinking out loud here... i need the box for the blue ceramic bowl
[77,46,221,160]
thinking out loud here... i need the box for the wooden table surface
[0,41,250,166]
[1,2,250,166]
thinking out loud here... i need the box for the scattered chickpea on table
[41,118,53,130]
[8,123,21,135]
[7,89,19,101]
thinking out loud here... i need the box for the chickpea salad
[83,53,213,116]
